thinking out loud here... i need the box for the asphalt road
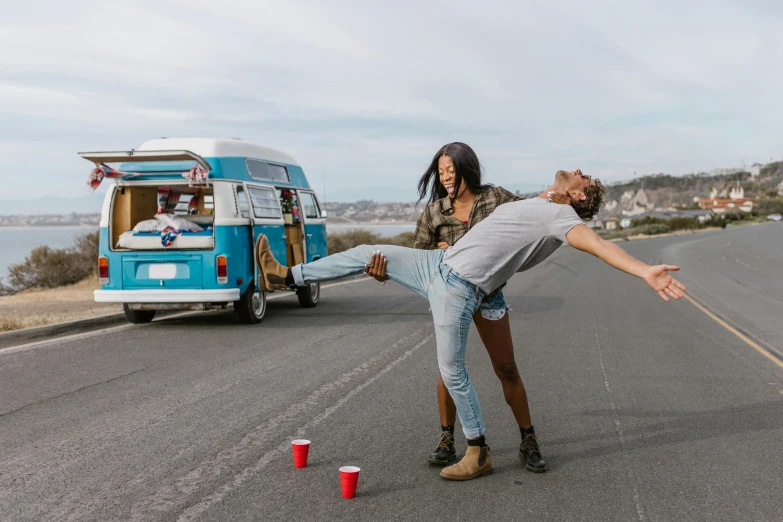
[1,223,781,522]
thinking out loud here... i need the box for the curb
[0,276,371,351]
[0,313,128,350]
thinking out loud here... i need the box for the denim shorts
[478,289,510,320]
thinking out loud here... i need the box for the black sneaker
[519,433,547,473]
[428,431,457,466]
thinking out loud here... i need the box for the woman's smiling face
[438,155,464,198]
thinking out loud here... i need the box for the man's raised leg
[257,236,441,298]
[292,244,441,298]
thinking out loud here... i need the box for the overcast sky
[1,0,782,202]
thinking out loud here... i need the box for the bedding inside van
[111,185,215,250]
[116,228,214,249]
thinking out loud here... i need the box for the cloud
[0,0,781,201]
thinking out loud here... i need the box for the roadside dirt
[0,278,121,332]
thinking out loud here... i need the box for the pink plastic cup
[339,466,360,498]
[291,439,311,469]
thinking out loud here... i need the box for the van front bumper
[94,289,241,303]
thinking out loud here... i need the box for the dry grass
[1,277,100,303]
[0,277,121,333]
[0,310,121,333]
[0,314,52,332]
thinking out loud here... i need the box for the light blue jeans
[292,244,487,438]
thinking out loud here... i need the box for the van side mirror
[321,210,328,218]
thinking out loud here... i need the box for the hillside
[599,162,783,218]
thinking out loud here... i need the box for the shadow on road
[539,401,783,469]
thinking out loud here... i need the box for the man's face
[560,170,592,203]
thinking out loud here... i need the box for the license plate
[149,264,177,279]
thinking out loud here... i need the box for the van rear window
[246,159,290,183]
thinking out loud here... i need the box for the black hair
[417,142,484,205]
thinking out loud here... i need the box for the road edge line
[684,293,783,370]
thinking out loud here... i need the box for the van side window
[236,186,251,218]
[246,159,291,183]
[248,187,283,219]
[299,192,321,219]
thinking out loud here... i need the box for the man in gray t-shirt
[257,169,686,482]
[443,197,584,294]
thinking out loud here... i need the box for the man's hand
[364,251,388,282]
[437,241,449,250]
[644,265,686,301]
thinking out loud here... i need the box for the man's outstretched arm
[565,224,686,301]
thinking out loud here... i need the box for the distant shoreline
[0,225,98,230]
[329,221,418,226]
[0,223,418,229]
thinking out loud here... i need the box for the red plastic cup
[291,439,311,468]
[339,466,360,499]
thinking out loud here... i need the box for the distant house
[697,184,754,214]
[709,167,744,176]
[697,199,754,214]
[604,217,619,230]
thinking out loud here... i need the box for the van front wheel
[297,283,320,308]
[236,286,266,324]
[123,304,156,324]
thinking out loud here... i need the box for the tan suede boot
[439,445,493,481]
[255,234,290,291]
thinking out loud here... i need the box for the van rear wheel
[122,304,156,324]
[236,285,266,324]
[297,283,320,308]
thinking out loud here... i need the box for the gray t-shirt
[442,198,584,293]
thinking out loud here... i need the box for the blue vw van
[81,138,328,324]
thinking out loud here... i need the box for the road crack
[0,367,147,419]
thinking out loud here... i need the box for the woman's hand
[547,191,571,205]
[437,241,449,250]
[364,251,388,282]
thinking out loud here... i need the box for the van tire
[297,283,320,308]
[236,285,266,324]
[123,304,156,324]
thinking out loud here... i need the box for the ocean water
[326,223,415,237]
[0,224,416,278]
[0,227,97,281]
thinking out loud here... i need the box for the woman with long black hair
[367,142,566,473]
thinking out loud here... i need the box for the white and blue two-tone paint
[80,138,327,324]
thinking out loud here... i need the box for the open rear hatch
[80,149,217,252]
[78,149,212,174]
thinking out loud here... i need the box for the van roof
[138,138,300,166]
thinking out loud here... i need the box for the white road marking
[594,328,646,521]
[0,277,374,356]
[733,258,757,271]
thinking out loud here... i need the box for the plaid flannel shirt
[411,185,521,250]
